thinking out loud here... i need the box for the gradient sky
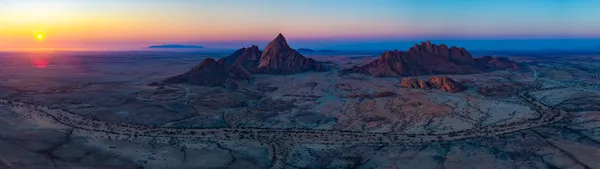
[1,0,600,51]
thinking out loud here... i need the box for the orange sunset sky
[1,0,599,51]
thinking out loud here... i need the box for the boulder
[418,80,431,89]
[428,76,465,93]
[397,77,430,89]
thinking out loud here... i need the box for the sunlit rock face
[349,41,520,77]
[397,76,463,93]
[397,77,430,89]
[428,76,464,93]
[256,33,324,74]
[166,34,326,88]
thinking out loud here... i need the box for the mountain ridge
[348,41,520,77]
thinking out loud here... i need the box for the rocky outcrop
[349,41,519,77]
[228,64,254,81]
[473,56,520,70]
[165,34,325,88]
[256,34,324,74]
[397,77,430,89]
[398,76,464,93]
[418,80,431,89]
[219,45,262,73]
[164,58,231,87]
[428,76,464,93]
[448,46,474,64]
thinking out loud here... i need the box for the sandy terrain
[0,51,599,169]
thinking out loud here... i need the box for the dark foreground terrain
[0,50,599,169]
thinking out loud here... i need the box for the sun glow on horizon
[1,0,600,51]
[36,34,44,41]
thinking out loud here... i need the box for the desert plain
[1,48,600,169]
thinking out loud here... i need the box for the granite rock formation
[428,76,464,93]
[219,45,262,73]
[228,63,254,82]
[256,34,323,74]
[164,58,230,87]
[349,41,519,77]
[474,56,520,70]
[165,34,324,88]
[397,77,430,89]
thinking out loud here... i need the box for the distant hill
[297,48,315,53]
[318,49,339,52]
[148,44,204,49]
[297,48,339,53]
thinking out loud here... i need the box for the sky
[1,0,600,51]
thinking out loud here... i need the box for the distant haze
[194,39,600,51]
[148,44,203,49]
[1,0,599,51]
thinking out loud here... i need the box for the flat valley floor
[1,51,600,169]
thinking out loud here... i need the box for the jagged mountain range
[348,41,520,77]
[165,36,520,88]
[164,34,324,87]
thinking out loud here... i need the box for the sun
[36,34,44,40]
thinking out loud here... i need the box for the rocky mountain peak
[257,34,323,74]
[423,40,432,45]
[420,41,434,52]
[265,33,290,50]
[165,33,326,88]
[276,33,285,40]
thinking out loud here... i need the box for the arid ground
[1,51,599,169]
